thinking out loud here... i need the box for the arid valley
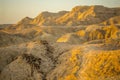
[0,5,120,80]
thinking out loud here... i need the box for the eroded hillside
[0,5,120,80]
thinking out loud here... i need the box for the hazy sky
[0,0,120,24]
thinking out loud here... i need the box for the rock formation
[0,5,120,80]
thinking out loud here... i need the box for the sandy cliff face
[0,5,120,80]
[32,11,69,26]
[28,5,120,26]
[102,16,120,25]
[57,5,120,26]
[17,17,33,25]
[8,5,120,26]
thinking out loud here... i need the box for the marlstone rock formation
[14,5,120,26]
[0,5,120,80]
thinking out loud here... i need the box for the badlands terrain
[0,5,120,80]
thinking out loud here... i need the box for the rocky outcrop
[29,5,120,26]
[11,5,120,26]
[56,5,119,26]
[102,16,120,25]
[17,17,33,25]
[46,44,120,80]
[32,11,69,26]
[57,33,86,44]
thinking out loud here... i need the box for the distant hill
[0,24,12,29]
[16,5,120,26]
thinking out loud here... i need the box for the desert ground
[0,5,120,80]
